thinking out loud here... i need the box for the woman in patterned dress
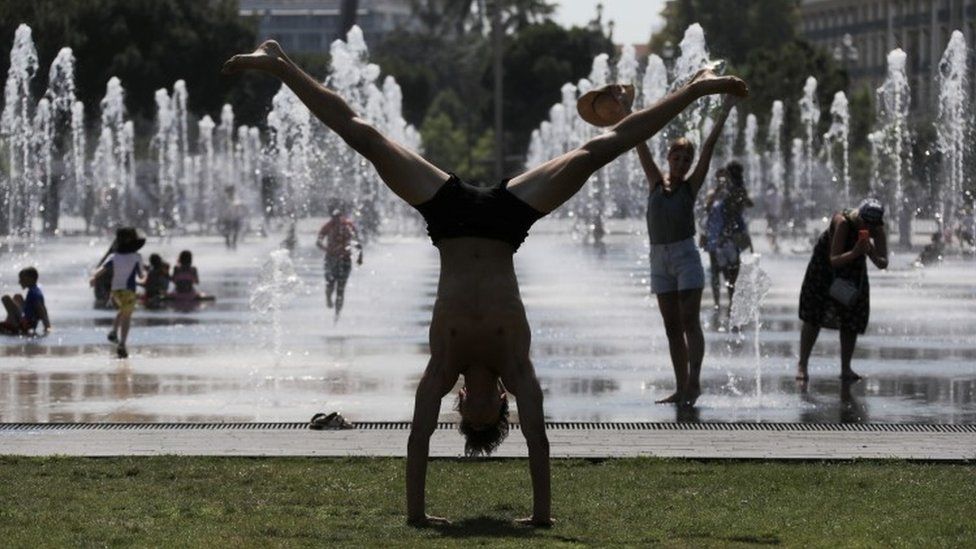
[796,199,888,381]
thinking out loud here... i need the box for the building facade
[239,0,418,53]
[799,0,976,117]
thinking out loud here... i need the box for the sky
[552,0,667,46]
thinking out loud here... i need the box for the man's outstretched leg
[223,41,448,206]
[507,70,748,213]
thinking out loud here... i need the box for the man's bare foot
[221,40,287,75]
[682,385,701,407]
[690,68,749,97]
[655,391,683,404]
[407,514,452,527]
[516,517,555,528]
[840,370,863,381]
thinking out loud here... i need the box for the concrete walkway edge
[2,424,974,460]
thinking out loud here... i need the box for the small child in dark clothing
[171,250,201,298]
[142,253,171,308]
[1,267,51,336]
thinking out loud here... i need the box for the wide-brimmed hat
[114,227,147,253]
[577,84,635,127]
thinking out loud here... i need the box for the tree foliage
[409,0,556,37]
[651,0,800,67]
[738,40,847,136]
[0,0,267,133]
[492,22,614,155]
[651,0,846,136]
[376,17,612,177]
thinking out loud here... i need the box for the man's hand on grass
[516,516,555,528]
[407,514,451,527]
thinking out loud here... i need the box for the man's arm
[316,222,330,252]
[514,372,552,526]
[36,301,51,333]
[406,367,451,526]
[688,96,736,196]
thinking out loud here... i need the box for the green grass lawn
[1,457,974,547]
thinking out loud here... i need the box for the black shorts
[325,255,352,283]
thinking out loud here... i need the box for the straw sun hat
[576,84,635,127]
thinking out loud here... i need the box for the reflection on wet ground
[2,219,975,423]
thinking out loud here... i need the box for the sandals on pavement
[309,412,354,430]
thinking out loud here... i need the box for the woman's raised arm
[688,96,737,196]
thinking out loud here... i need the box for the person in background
[763,183,783,253]
[219,185,247,250]
[703,168,732,310]
[317,205,363,321]
[1,267,51,336]
[141,253,171,308]
[796,199,888,381]
[91,228,145,358]
[602,90,740,406]
[717,161,753,308]
[172,250,202,299]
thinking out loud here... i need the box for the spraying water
[743,114,761,197]
[250,249,305,366]
[90,77,132,228]
[729,253,771,401]
[720,105,739,168]
[197,114,216,225]
[1,24,39,236]
[765,101,785,207]
[70,100,86,226]
[40,47,77,232]
[670,23,713,145]
[642,54,669,165]
[872,49,913,247]
[936,31,970,240]
[798,76,820,219]
[824,91,851,205]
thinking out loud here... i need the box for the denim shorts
[649,237,706,294]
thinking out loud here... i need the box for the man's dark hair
[456,394,510,457]
[19,267,38,283]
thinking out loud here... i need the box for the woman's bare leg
[655,293,687,404]
[508,71,748,212]
[839,329,861,380]
[223,41,448,205]
[796,321,820,380]
[678,289,705,405]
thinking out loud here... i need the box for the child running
[317,205,363,321]
[1,267,51,336]
[91,228,145,358]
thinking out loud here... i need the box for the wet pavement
[1,218,974,424]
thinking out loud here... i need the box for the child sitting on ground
[1,267,51,336]
[141,253,171,308]
[171,250,202,299]
[915,232,945,267]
